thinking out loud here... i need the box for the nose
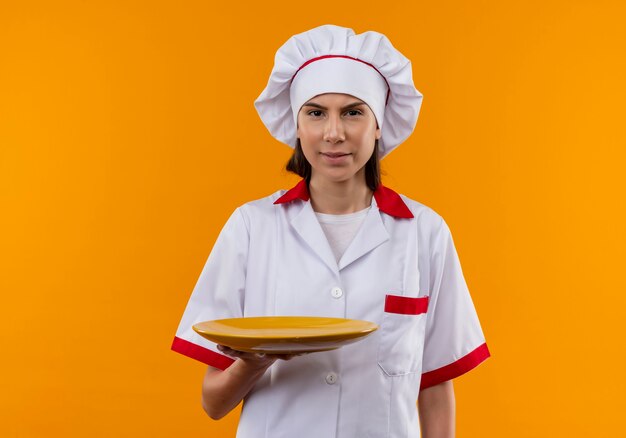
[323,113,345,144]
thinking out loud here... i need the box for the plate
[192,316,378,354]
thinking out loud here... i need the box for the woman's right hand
[202,345,307,420]
[216,344,304,371]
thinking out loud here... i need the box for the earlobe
[375,128,382,140]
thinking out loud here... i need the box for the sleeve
[420,216,491,390]
[170,207,249,370]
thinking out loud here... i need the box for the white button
[325,372,338,385]
[331,287,343,298]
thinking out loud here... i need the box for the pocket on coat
[377,293,429,377]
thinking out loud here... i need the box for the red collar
[274,180,414,219]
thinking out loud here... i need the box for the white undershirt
[315,207,371,263]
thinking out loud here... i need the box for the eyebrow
[302,101,366,111]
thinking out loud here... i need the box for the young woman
[172,25,490,438]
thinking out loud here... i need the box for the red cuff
[171,336,235,370]
[420,343,491,390]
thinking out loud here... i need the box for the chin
[315,169,363,184]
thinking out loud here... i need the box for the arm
[201,345,300,420]
[418,380,455,438]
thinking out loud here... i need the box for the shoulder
[396,193,453,250]
[398,194,446,231]
[234,189,290,227]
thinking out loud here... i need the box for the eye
[307,110,323,117]
[345,109,363,117]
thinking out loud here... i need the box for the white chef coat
[172,180,491,438]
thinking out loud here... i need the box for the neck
[308,174,373,214]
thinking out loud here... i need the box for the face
[296,93,381,187]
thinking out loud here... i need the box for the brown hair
[286,139,381,192]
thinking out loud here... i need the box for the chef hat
[254,24,423,158]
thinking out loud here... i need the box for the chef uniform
[172,25,491,438]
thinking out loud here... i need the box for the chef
[172,24,491,438]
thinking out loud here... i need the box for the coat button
[331,287,343,299]
[325,372,338,385]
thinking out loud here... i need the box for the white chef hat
[254,24,423,158]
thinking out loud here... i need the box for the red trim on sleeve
[171,336,235,370]
[420,343,491,390]
[384,295,429,315]
[274,179,414,219]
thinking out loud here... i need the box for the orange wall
[1,1,625,436]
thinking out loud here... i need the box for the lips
[321,152,350,157]
[320,152,351,165]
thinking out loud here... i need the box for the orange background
[1,1,625,436]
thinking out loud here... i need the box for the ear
[375,126,382,140]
